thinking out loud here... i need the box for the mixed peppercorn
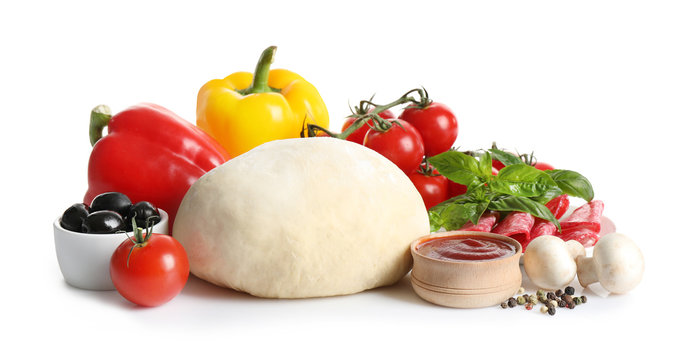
[501,286,588,316]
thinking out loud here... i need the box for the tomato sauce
[417,237,516,261]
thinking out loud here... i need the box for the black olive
[90,192,132,218]
[126,201,160,231]
[60,203,90,232]
[82,210,125,234]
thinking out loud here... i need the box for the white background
[1,0,677,358]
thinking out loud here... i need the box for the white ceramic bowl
[53,209,169,290]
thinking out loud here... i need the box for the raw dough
[173,137,430,298]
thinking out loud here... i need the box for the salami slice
[561,200,604,233]
[529,220,557,239]
[526,194,569,242]
[559,227,599,247]
[545,194,570,220]
[492,212,535,251]
[459,212,499,232]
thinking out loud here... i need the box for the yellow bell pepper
[197,46,329,157]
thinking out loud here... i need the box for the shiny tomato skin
[341,109,395,144]
[364,120,425,174]
[399,102,458,157]
[534,162,554,171]
[409,171,449,210]
[110,234,189,307]
[447,179,468,198]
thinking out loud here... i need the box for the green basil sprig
[427,149,594,232]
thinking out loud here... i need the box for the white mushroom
[523,235,585,290]
[576,233,644,294]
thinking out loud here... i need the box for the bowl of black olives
[53,192,169,290]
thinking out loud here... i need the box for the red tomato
[493,158,553,171]
[534,162,554,171]
[398,102,458,157]
[341,109,395,144]
[447,179,467,198]
[364,120,424,174]
[110,233,190,307]
[409,171,448,210]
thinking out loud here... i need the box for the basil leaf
[491,164,560,198]
[429,151,486,187]
[488,194,560,230]
[489,148,523,167]
[428,211,444,232]
[545,169,594,202]
[437,200,489,230]
[479,151,493,179]
[530,187,564,205]
[428,191,491,231]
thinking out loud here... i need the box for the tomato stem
[333,88,428,139]
[417,158,440,176]
[124,216,159,268]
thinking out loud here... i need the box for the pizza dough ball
[173,137,430,298]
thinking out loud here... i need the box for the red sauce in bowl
[417,237,516,262]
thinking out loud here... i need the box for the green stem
[89,104,112,146]
[335,88,426,139]
[242,46,277,95]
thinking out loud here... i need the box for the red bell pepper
[84,103,230,229]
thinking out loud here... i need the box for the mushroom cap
[592,233,644,294]
[524,235,578,290]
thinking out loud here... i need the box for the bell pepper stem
[244,46,277,95]
[89,104,112,146]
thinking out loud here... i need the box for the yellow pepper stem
[241,46,279,95]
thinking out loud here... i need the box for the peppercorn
[558,300,567,308]
[580,295,588,304]
[508,298,517,308]
[536,289,545,297]
[517,296,527,305]
[548,306,556,316]
[566,301,575,309]
[540,306,548,314]
[501,302,508,309]
[547,292,556,301]
[562,294,573,303]
[574,297,583,305]
[525,303,533,310]
[565,286,575,295]
[555,289,563,297]
[517,287,525,294]
[549,300,558,308]
[530,295,539,305]
[523,294,531,302]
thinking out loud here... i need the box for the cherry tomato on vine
[399,102,458,157]
[363,120,424,174]
[492,159,506,171]
[409,169,448,210]
[534,162,554,171]
[447,179,468,198]
[495,159,553,171]
[341,109,395,144]
[110,231,189,307]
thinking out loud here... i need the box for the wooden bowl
[410,231,522,308]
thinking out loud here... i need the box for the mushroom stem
[566,240,586,260]
[574,233,644,294]
[576,256,598,288]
